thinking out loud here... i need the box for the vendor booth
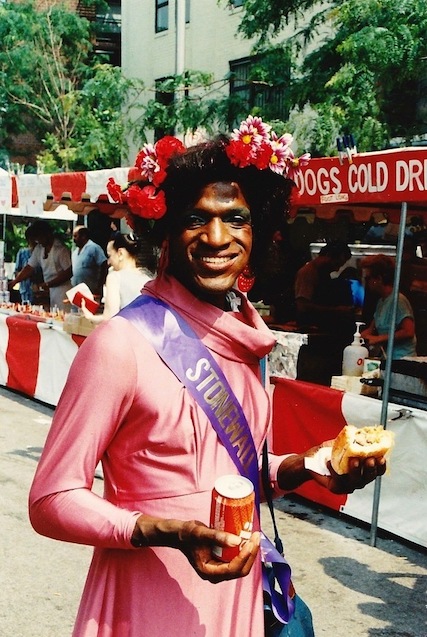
[0,149,427,548]
[0,311,84,405]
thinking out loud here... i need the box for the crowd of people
[8,208,425,375]
[246,231,423,387]
[9,219,155,316]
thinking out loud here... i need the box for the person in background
[248,220,304,324]
[9,219,72,311]
[80,232,153,323]
[360,254,417,359]
[294,240,354,330]
[29,122,386,637]
[294,240,355,384]
[14,225,37,304]
[71,225,108,298]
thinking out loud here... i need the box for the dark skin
[130,181,387,583]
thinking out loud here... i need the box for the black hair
[319,240,351,262]
[142,137,295,276]
[110,232,157,273]
[28,219,53,238]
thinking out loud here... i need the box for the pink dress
[29,273,284,637]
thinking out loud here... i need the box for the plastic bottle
[342,322,369,376]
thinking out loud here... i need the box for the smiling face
[167,182,253,308]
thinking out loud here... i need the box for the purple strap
[119,293,294,623]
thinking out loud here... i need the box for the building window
[155,0,169,33]
[185,0,190,23]
[229,55,289,124]
[230,0,244,7]
[154,78,175,140]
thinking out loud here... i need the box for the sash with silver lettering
[119,293,294,625]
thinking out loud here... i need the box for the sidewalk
[1,386,426,636]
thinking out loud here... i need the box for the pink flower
[267,139,293,175]
[285,152,311,181]
[135,136,186,187]
[231,115,271,145]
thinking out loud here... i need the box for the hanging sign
[294,147,427,206]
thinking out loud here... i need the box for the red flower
[107,178,125,204]
[155,136,186,169]
[225,140,255,168]
[125,184,167,220]
[253,142,274,170]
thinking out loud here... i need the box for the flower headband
[107,115,310,224]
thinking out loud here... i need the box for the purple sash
[119,293,294,624]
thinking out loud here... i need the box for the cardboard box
[63,314,97,337]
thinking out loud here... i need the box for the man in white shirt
[10,219,72,310]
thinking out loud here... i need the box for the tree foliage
[136,71,232,141]
[0,0,144,172]
[224,0,427,154]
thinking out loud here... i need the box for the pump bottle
[342,322,369,376]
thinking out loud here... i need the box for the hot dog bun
[331,425,395,475]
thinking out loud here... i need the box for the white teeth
[199,256,231,263]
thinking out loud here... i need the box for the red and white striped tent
[1,146,427,221]
[291,146,427,221]
[0,165,143,220]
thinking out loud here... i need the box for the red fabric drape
[271,377,347,510]
[6,316,40,396]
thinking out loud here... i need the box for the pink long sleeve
[29,320,142,549]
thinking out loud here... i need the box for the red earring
[237,265,255,293]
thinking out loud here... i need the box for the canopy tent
[0,166,138,220]
[292,146,427,545]
[291,146,427,221]
[6,205,78,222]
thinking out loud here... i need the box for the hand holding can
[210,475,255,562]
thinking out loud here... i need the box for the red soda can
[210,474,255,562]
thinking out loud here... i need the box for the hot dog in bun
[331,425,395,475]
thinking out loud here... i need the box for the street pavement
[1,385,427,637]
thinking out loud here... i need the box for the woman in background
[81,233,154,323]
[361,254,417,359]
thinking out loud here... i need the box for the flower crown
[107,115,310,224]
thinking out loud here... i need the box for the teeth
[199,256,231,263]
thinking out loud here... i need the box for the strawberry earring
[237,264,255,294]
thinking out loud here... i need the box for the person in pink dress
[29,119,387,637]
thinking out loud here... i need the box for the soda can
[210,474,255,562]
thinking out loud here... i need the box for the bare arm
[276,442,386,494]
[362,316,415,347]
[130,515,260,583]
[9,264,34,287]
[81,271,121,324]
[42,266,72,290]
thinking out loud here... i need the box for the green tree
[0,0,144,172]
[224,0,427,153]
[136,71,237,141]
